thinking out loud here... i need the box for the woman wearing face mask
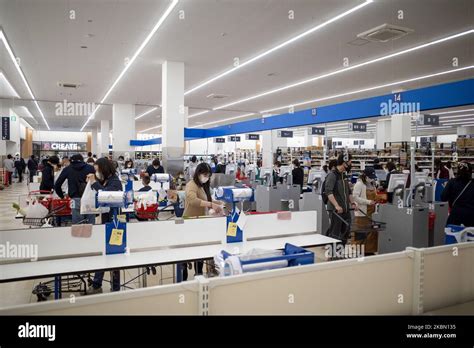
[441,161,474,227]
[182,163,224,280]
[352,167,378,254]
[86,158,123,294]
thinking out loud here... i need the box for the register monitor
[387,173,408,193]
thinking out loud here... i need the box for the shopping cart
[326,208,386,258]
[22,203,69,228]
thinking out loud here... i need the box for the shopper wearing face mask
[324,154,357,244]
[352,167,378,254]
[182,163,224,280]
[86,157,123,294]
[54,154,95,224]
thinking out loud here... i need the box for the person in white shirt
[3,154,15,186]
[352,167,378,254]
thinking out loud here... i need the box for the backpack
[321,170,340,204]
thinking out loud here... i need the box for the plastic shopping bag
[80,181,101,215]
[25,200,49,219]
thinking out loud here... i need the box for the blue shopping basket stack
[445,225,474,244]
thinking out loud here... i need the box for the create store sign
[40,142,87,151]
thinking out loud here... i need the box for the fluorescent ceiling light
[411,126,453,130]
[0,30,50,129]
[139,125,162,133]
[13,106,35,119]
[190,113,255,128]
[261,65,474,113]
[188,110,210,118]
[200,66,473,129]
[184,0,373,96]
[0,71,20,98]
[81,0,179,131]
[19,117,35,130]
[441,120,474,126]
[135,107,159,120]
[430,108,474,115]
[439,113,474,120]
[210,30,474,113]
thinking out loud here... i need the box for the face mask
[199,175,209,184]
[96,171,103,180]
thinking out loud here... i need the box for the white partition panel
[244,211,317,240]
[0,225,104,260]
[0,281,200,315]
[127,217,226,250]
[207,251,414,315]
[422,243,474,312]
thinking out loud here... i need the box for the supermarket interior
[0,0,473,338]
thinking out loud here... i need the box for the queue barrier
[1,243,473,315]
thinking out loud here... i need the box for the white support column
[376,119,392,150]
[162,61,185,175]
[261,130,273,168]
[390,114,411,143]
[100,120,110,157]
[91,128,98,156]
[303,128,313,147]
[112,104,136,159]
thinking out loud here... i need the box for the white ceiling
[0,0,473,136]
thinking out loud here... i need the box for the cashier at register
[182,163,224,280]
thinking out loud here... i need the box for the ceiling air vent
[57,82,81,89]
[206,93,229,99]
[357,24,414,43]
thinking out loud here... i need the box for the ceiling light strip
[261,65,474,113]
[0,31,50,129]
[184,0,373,96]
[81,0,179,131]
[190,113,255,128]
[211,29,474,112]
[196,66,473,128]
[430,108,474,115]
[139,125,162,133]
[135,107,159,120]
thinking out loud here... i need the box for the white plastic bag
[80,181,101,215]
[25,200,49,219]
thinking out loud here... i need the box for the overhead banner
[1,117,10,140]
[420,114,439,126]
[311,127,325,135]
[246,134,260,140]
[278,130,293,138]
[214,138,225,143]
[348,122,367,132]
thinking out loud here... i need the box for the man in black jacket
[27,155,38,183]
[40,156,59,191]
[54,154,95,224]
[325,154,356,244]
[14,156,26,183]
